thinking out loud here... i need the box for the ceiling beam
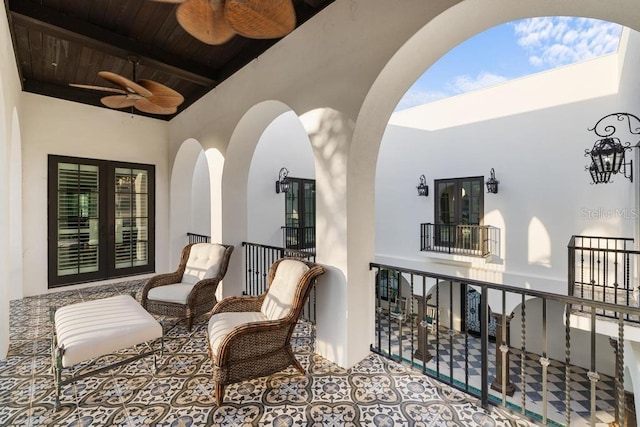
[9,0,217,87]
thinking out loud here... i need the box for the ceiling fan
[69,58,184,115]
[150,0,297,45]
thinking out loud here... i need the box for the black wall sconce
[584,112,637,184]
[486,168,499,194]
[275,167,291,193]
[416,174,429,197]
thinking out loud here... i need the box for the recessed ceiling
[3,0,333,120]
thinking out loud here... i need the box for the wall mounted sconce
[584,112,637,184]
[486,168,499,194]
[416,174,429,197]
[275,167,291,194]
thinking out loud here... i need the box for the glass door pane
[114,167,150,270]
[302,181,315,249]
[56,163,100,276]
[435,181,456,247]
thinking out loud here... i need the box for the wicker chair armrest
[141,271,184,304]
[187,277,222,306]
[215,319,291,365]
[212,295,264,315]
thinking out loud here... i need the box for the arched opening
[170,138,212,270]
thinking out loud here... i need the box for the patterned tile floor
[374,315,618,427]
[0,280,537,426]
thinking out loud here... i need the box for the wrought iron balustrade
[242,242,316,322]
[568,235,639,322]
[281,226,316,253]
[370,261,639,427]
[187,232,211,244]
[420,223,499,257]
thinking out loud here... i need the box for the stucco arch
[352,0,640,235]
[221,100,294,297]
[9,108,22,301]
[170,138,213,269]
[346,0,640,337]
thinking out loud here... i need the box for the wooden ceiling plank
[140,3,175,43]
[129,2,162,41]
[27,27,44,83]
[60,40,82,85]
[13,24,32,80]
[88,0,109,26]
[42,33,58,83]
[113,0,143,35]
[8,0,217,87]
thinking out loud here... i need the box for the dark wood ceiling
[4,0,333,120]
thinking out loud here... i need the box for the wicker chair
[206,257,324,405]
[142,243,234,330]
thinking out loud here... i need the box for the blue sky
[396,17,623,111]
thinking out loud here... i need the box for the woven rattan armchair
[206,257,324,405]
[142,242,234,330]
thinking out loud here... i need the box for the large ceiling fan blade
[134,98,178,115]
[137,80,185,108]
[98,71,153,97]
[225,0,296,39]
[69,83,128,94]
[176,0,236,45]
[100,95,137,109]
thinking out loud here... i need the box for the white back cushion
[261,259,310,320]
[183,243,227,285]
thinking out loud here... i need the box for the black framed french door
[434,176,483,249]
[284,178,315,250]
[48,155,155,287]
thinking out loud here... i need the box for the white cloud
[513,17,621,69]
[448,72,509,93]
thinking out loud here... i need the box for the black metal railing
[242,242,316,322]
[370,262,639,427]
[568,235,639,323]
[187,232,211,244]
[282,226,316,253]
[420,223,499,257]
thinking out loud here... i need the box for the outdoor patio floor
[0,280,537,426]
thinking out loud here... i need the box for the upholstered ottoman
[51,294,163,410]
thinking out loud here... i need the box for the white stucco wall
[376,48,636,296]
[20,94,170,297]
[190,150,212,237]
[164,0,640,369]
[248,111,315,247]
[0,0,22,359]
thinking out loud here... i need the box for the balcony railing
[370,262,639,426]
[242,241,316,322]
[187,232,211,244]
[568,235,639,323]
[420,223,499,257]
[282,225,315,253]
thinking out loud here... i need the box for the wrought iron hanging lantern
[416,175,429,197]
[485,168,499,194]
[584,113,638,184]
[275,167,291,193]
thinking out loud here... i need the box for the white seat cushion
[147,282,194,304]
[54,295,162,368]
[207,311,266,357]
[261,259,310,320]
[183,243,227,285]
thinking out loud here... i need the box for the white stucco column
[302,108,373,368]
